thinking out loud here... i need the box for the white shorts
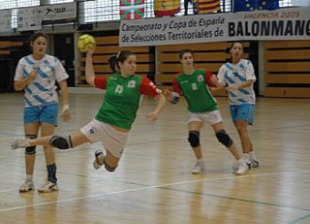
[80,119,129,158]
[188,110,223,125]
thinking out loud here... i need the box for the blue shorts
[24,103,58,125]
[230,104,255,125]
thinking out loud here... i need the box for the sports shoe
[191,161,205,174]
[38,182,59,193]
[232,161,240,172]
[235,160,250,175]
[11,139,29,149]
[19,180,34,193]
[93,150,105,170]
[250,159,259,168]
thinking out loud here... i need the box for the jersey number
[115,85,124,94]
[191,83,198,91]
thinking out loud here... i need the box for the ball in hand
[77,34,96,52]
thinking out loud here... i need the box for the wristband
[62,105,69,112]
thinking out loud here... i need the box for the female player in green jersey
[12,47,166,173]
[165,48,249,175]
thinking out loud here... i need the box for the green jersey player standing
[166,48,249,175]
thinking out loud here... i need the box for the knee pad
[188,131,200,148]
[49,135,72,150]
[25,135,37,155]
[104,160,117,172]
[25,146,36,155]
[216,130,233,148]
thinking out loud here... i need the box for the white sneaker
[250,159,259,168]
[249,151,259,168]
[11,139,29,149]
[232,161,240,172]
[19,180,34,193]
[235,161,250,175]
[192,161,205,174]
[38,182,59,193]
[93,150,105,170]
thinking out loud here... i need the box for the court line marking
[159,187,310,213]
[287,213,310,224]
[1,170,310,212]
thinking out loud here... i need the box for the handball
[77,34,96,52]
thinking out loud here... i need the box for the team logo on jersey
[181,80,188,84]
[197,75,204,82]
[128,80,136,88]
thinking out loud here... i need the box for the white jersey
[217,59,256,105]
[14,54,68,107]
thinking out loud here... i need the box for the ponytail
[108,55,118,73]
[108,50,135,73]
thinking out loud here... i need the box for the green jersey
[172,69,218,113]
[94,74,158,129]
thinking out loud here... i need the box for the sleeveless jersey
[94,74,159,130]
[14,54,68,107]
[173,69,218,113]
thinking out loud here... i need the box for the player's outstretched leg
[93,150,106,170]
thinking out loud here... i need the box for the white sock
[26,175,33,181]
[249,151,257,160]
[197,158,204,163]
[241,154,251,163]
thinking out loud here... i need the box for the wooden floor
[0,93,310,224]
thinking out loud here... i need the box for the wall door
[54,34,75,87]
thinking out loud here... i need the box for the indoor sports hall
[0,1,309,224]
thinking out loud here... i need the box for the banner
[41,2,76,25]
[119,7,310,47]
[16,3,76,31]
[0,10,12,32]
[120,0,145,20]
[17,7,42,31]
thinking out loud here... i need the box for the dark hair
[229,41,244,51]
[228,41,244,63]
[108,50,135,73]
[179,48,194,59]
[28,32,47,52]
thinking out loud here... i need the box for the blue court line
[287,213,310,224]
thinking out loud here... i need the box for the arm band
[171,92,180,104]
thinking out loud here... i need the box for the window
[0,0,297,29]
[81,0,295,24]
[81,0,230,24]
[49,0,74,4]
[0,0,40,28]
[0,0,39,10]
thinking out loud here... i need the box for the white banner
[0,10,12,32]
[17,8,42,31]
[119,7,310,46]
[17,3,76,31]
[41,2,76,25]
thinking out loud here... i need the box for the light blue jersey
[217,59,256,105]
[14,54,68,107]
